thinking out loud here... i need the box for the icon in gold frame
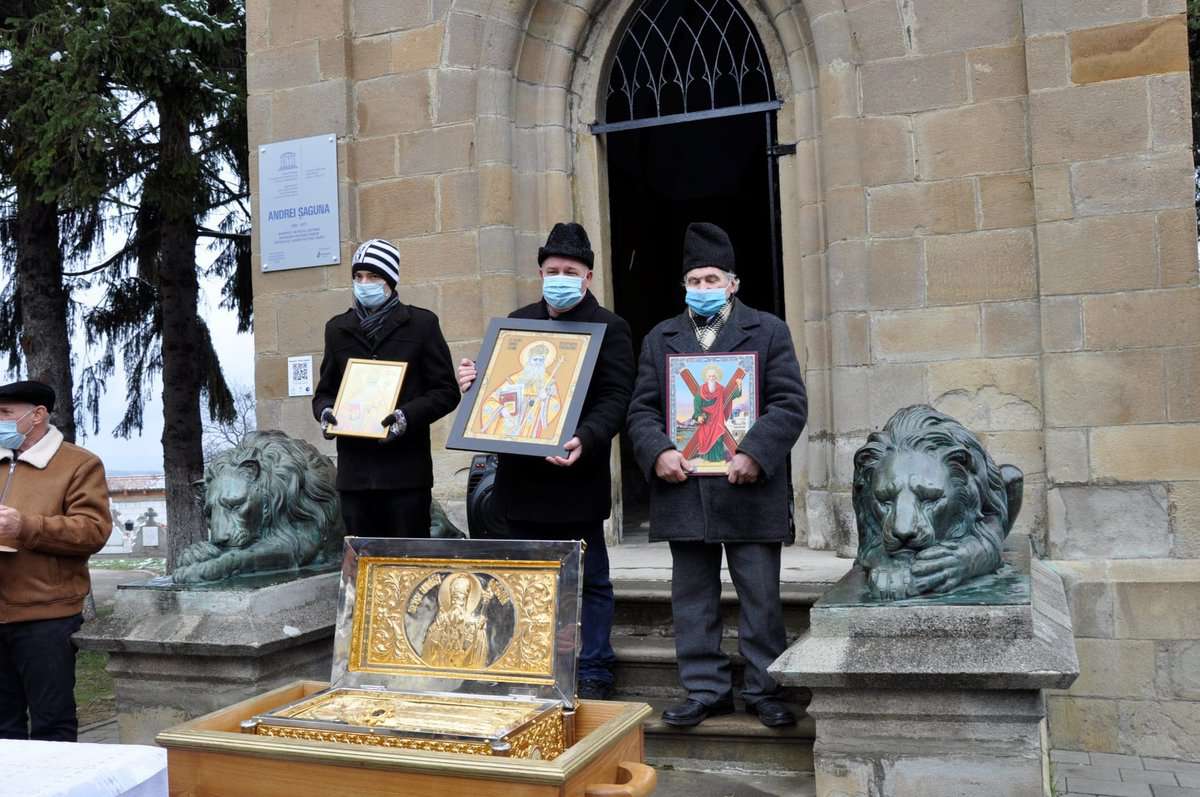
[447,318,606,457]
[330,358,408,439]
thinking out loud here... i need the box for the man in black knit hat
[314,238,459,538]
[627,222,808,728]
[457,222,634,699]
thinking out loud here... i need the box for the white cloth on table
[0,739,167,797]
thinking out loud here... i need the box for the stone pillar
[770,542,1078,797]
[75,572,338,744]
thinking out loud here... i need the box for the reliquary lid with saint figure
[329,537,584,708]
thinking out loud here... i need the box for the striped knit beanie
[351,239,401,288]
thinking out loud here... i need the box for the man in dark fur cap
[627,222,808,728]
[457,222,634,699]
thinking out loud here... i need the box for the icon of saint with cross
[679,363,746,464]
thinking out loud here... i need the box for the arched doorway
[592,0,788,533]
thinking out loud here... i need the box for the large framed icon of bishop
[666,352,760,475]
[447,318,606,457]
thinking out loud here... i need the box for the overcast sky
[5,273,254,475]
[0,73,257,474]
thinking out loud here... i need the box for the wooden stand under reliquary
[157,537,656,796]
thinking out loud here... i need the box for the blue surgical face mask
[543,275,585,311]
[685,287,728,317]
[0,409,34,451]
[353,281,390,310]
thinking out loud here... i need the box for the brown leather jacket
[0,427,111,623]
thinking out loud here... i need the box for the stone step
[608,577,818,776]
[611,580,819,639]
[611,633,810,702]
[641,698,815,775]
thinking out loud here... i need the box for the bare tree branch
[201,385,255,462]
[196,227,247,242]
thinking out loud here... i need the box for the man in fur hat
[457,222,634,699]
[314,238,460,537]
[627,222,807,728]
[0,380,111,741]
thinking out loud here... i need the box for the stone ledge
[1055,558,1200,641]
[810,601,1033,640]
[806,688,1046,747]
[75,572,339,658]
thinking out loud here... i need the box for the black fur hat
[537,222,594,270]
[0,380,55,412]
[682,222,736,275]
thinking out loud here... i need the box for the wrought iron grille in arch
[597,0,778,132]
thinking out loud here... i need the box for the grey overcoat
[626,299,808,543]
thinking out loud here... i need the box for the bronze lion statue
[173,430,345,584]
[852,405,1023,601]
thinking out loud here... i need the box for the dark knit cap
[351,239,401,288]
[538,222,594,270]
[682,222,736,276]
[0,380,55,412]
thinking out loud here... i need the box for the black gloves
[320,408,338,440]
[379,410,407,445]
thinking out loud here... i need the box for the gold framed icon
[447,319,606,457]
[330,358,408,439]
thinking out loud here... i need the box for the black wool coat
[626,299,807,543]
[313,302,459,491]
[493,291,635,523]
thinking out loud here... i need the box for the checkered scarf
[689,299,733,351]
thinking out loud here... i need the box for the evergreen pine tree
[78,0,251,568]
[0,0,130,441]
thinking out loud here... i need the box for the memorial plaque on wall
[258,134,341,272]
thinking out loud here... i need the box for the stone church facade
[247,0,1200,758]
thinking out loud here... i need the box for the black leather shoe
[746,698,797,728]
[661,697,735,727]
[577,679,614,700]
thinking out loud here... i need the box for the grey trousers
[668,540,786,707]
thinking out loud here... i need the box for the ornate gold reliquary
[243,538,583,760]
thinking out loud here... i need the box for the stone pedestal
[806,688,1047,796]
[75,569,338,744]
[770,542,1079,797]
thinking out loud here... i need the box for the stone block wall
[247,0,1200,758]
[801,0,1049,554]
[248,0,623,518]
[1025,3,1200,748]
[799,0,1199,756]
[802,0,1198,561]
[248,0,484,505]
[1025,3,1199,564]
[1050,559,1200,760]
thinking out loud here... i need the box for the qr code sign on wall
[287,355,314,397]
